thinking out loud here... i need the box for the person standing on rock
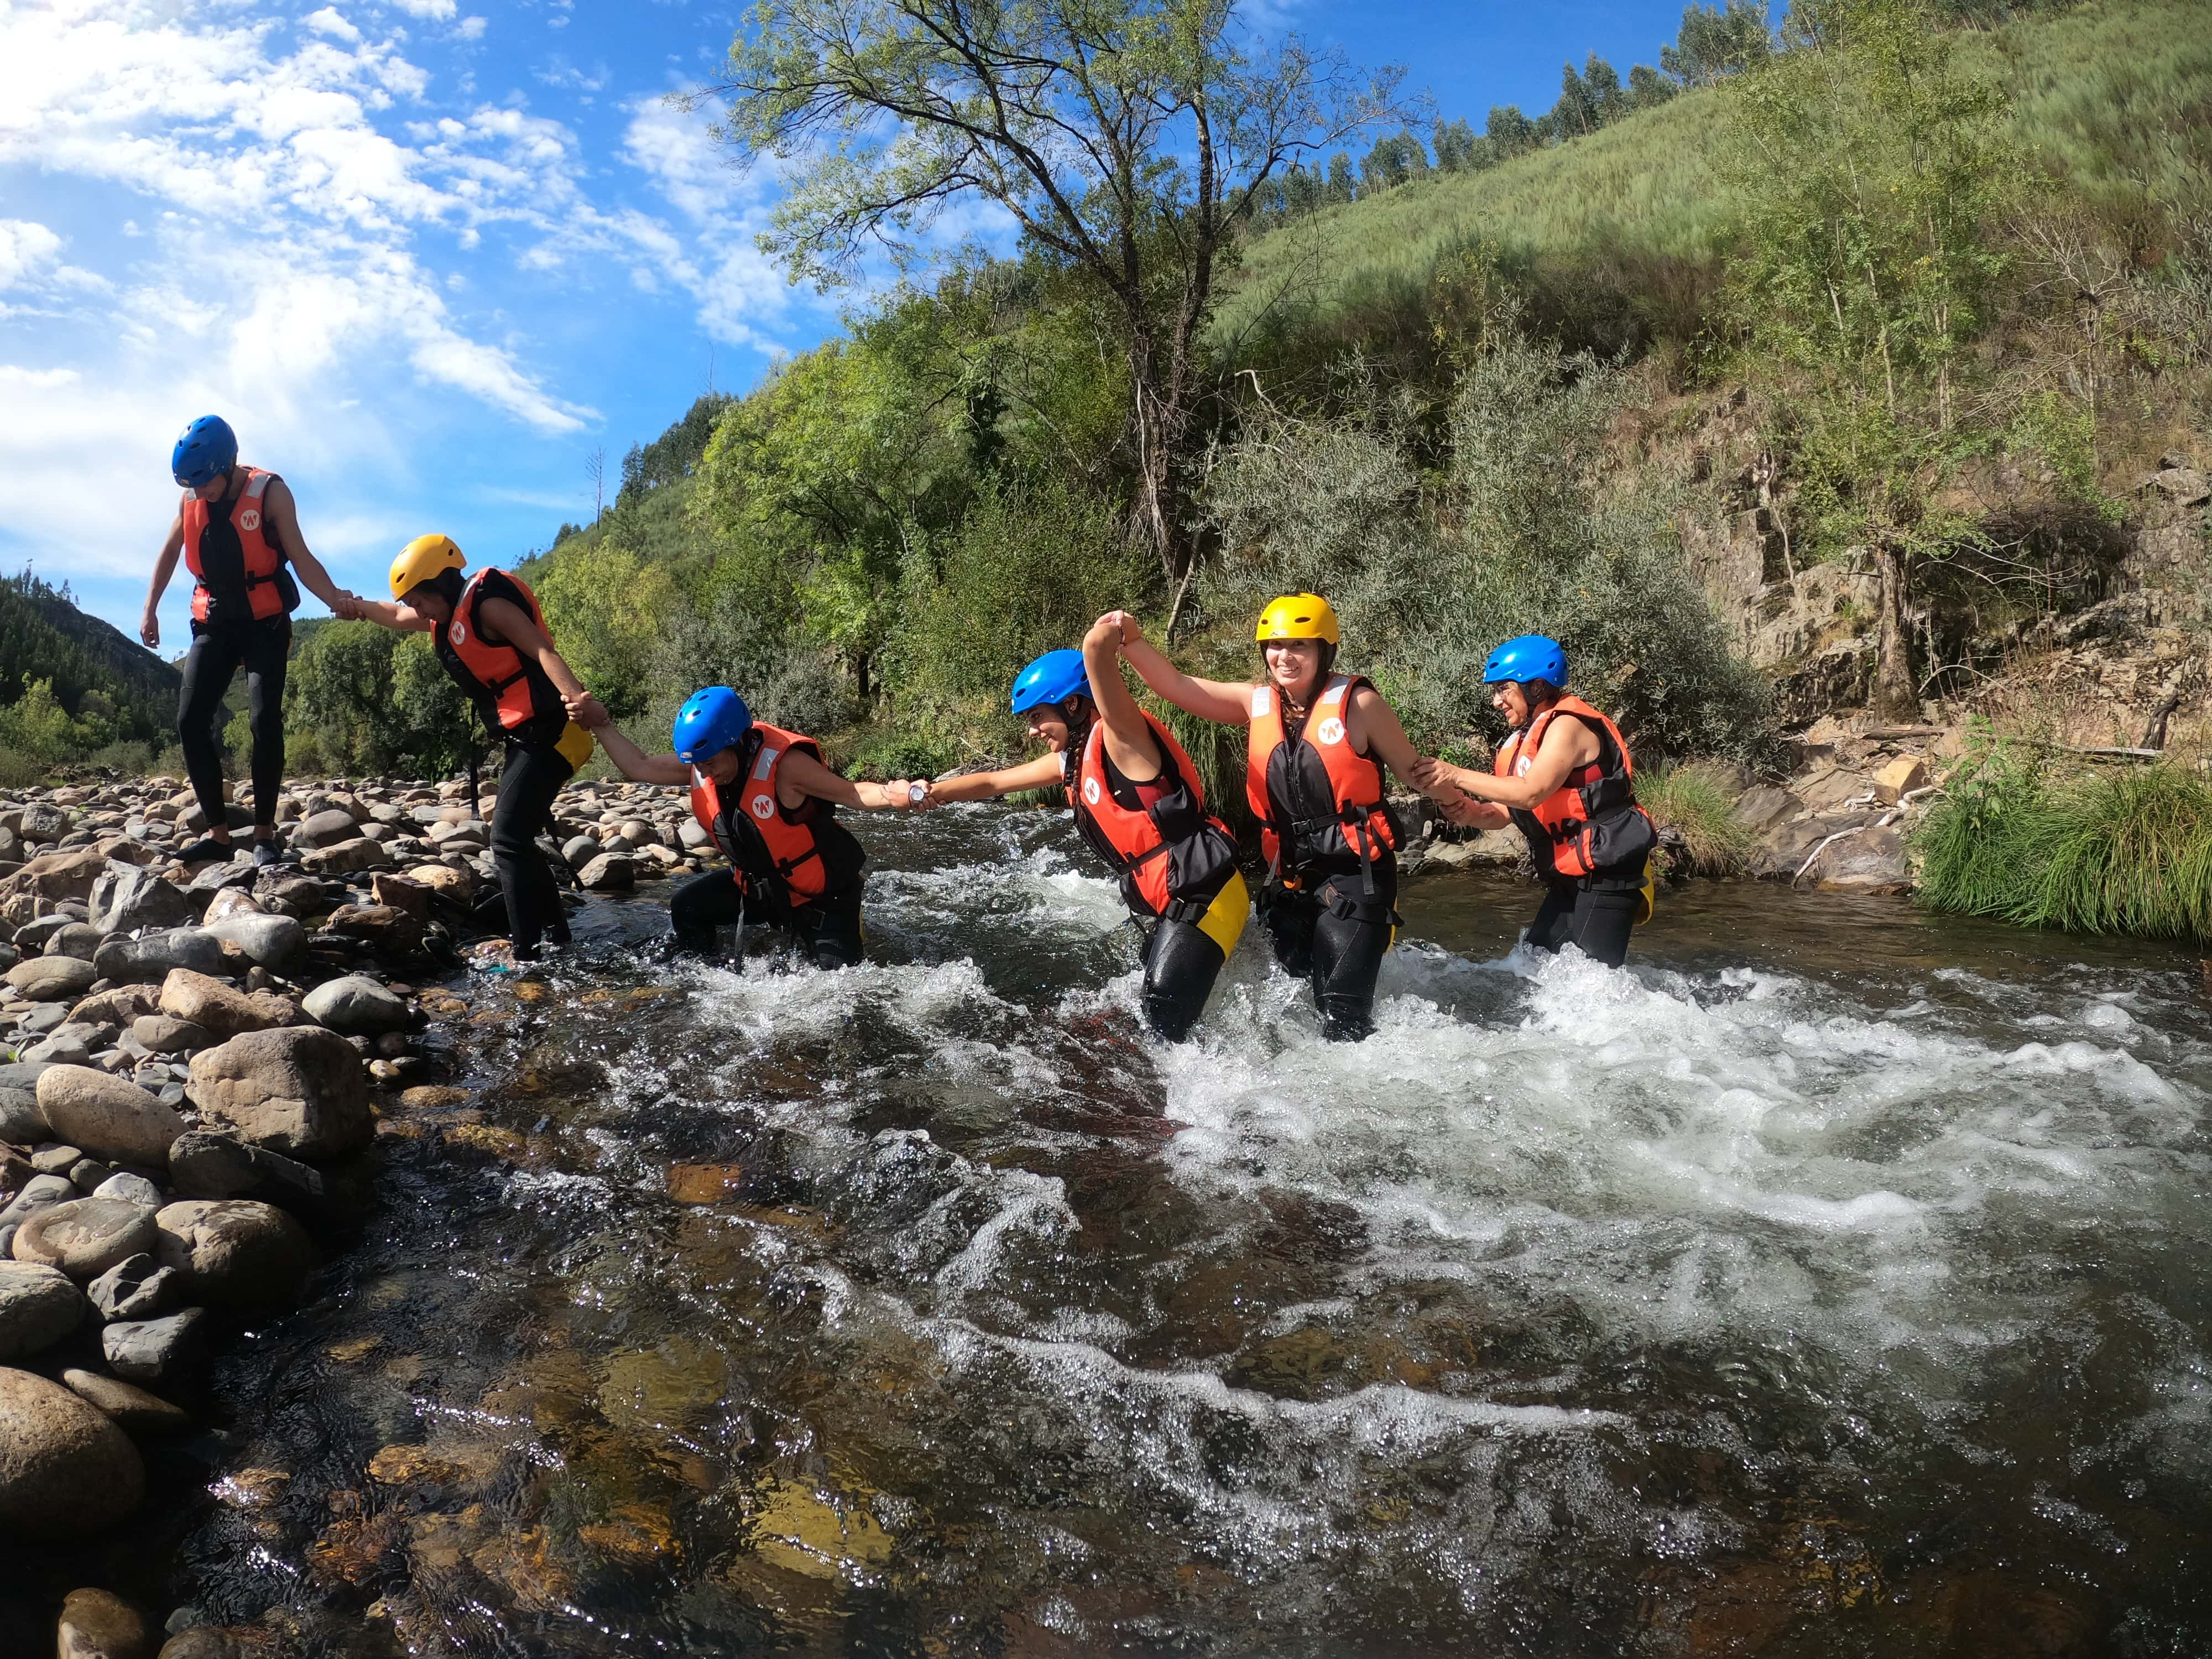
[1409,634,1655,969]
[1107,594,1451,1042]
[339,536,601,961]
[921,626,1249,1041]
[141,415,353,869]
[569,686,921,968]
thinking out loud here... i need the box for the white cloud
[304,8,362,44]
[389,0,457,17]
[455,15,487,40]
[0,220,63,289]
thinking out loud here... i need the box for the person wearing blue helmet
[140,415,352,867]
[924,625,1249,1041]
[1411,635,1656,968]
[570,685,923,967]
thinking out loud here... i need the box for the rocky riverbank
[0,770,719,1658]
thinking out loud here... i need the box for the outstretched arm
[344,596,439,633]
[1083,617,1164,780]
[927,754,1065,804]
[262,478,347,612]
[1099,611,1253,726]
[581,717,689,786]
[1352,686,1453,801]
[1416,718,1595,809]
[779,748,919,812]
[142,513,185,649]
[478,594,606,729]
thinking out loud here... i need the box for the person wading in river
[1411,634,1655,968]
[142,414,354,867]
[1107,594,1451,1041]
[922,617,1250,1040]
[570,686,922,968]
[341,536,601,961]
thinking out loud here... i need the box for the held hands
[1439,794,1487,828]
[1093,609,1144,650]
[562,689,611,731]
[1408,755,1473,796]
[881,780,927,812]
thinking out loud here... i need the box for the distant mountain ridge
[0,571,179,741]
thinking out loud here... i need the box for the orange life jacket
[441,568,564,737]
[1066,712,1238,922]
[689,723,856,913]
[1494,695,1654,883]
[1245,674,1399,893]
[181,468,291,623]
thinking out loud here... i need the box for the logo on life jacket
[750,794,775,819]
[1082,776,1102,805]
[1317,717,1345,745]
[449,620,468,647]
[238,508,261,532]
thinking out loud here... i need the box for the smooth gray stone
[93,1171,164,1208]
[102,1306,211,1384]
[165,1131,327,1216]
[0,1087,47,1146]
[86,1253,178,1322]
[0,1259,85,1360]
[301,975,409,1036]
[0,1063,48,1091]
[45,922,105,962]
[12,916,72,952]
[92,928,225,985]
[13,1004,67,1038]
[186,859,259,895]
[19,1034,92,1068]
[200,914,304,970]
[0,1173,76,1231]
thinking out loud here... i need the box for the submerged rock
[55,1587,151,1659]
[0,1365,145,1537]
[187,1027,372,1159]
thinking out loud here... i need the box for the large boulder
[185,1027,372,1159]
[4,845,107,902]
[35,1068,186,1168]
[11,1198,158,1281]
[4,955,97,1003]
[153,1200,315,1314]
[295,808,360,849]
[89,862,196,934]
[0,1261,84,1360]
[201,912,305,971]
[0,1365,145,1537]
[158,969,295,1040]
[166,1131,328,1215]
[93,928,225,985]
[302,975,411,1036]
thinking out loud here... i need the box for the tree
[1485,104,1537,158]
[691,0,1400,585]
[1326,151,1357,203]
[1663,1,1771,86]
[1627,63,1677,111]
[1432,117,1479,172]
[1725,0,2008,719]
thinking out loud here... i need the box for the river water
[122,807,2212,1652]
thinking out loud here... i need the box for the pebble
[0,1365,145,1537]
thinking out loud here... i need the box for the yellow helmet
[390,533,465,600]
[1255,592,1340,646]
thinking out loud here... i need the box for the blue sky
[1,0,1694,644]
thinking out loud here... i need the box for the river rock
[0,1087,46,1145]
[166,1131,327,1216]
[6,956,97,1003]
[35,1068,186,1167]
[94,929,225,985]
[186,1028,371,1159]
[200,913,304,970]
[577,853,634,891]
[89,862,197,934]
[251,873,329,918]
[61,1370,189,1439]
[17,803,71,844]
[0,1261,84,1359]
[86,1254,176,1322]
[154,1201,315,1314]
[46,922,106,962]
[323,904,424,956]
[158,970,294,1040]
[69,986,161,1029]
[56,1587,151,1659]
[13,1199,159,1281]
[301,838,390,877]
[1809,825,1913,895]
[8,846,107,902]
[406,863,475,901]
[295,809,359,850]
[0,1174,76,1232]
[102,1309,210,1384]
[302,975,410,1036]
[130,1015,213,1057]
[200,886,262,926]
[94,1171,163,1208]
[0,1366,144,1537]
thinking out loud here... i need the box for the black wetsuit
[178,479,299,836]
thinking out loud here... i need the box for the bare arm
[1083,617,1164,781]
[778,748,916,811]
[588,721,690,787]
[478,595,606,728]
[346,596,439,633]
[1418,718,1598,808]
[261,478,346,612]
[142,514,185,649]
[927,754,1066,803]
[1099,611,1253,726]
[1348,685,1453,800]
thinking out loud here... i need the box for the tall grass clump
[1914,744,2212,943]
[1640,760,1757,877]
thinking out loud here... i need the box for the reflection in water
[155,807,2212,1653]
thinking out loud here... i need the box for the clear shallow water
[106,810,2212,1652]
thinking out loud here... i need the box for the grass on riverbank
[1914,747,2212,944]
[1641,760,1756,878]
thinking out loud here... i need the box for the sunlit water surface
[81,809,2212,1653]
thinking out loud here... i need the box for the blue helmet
[1010,649,1090,715]
[672,686,752,765]
[171,415,238,489]
[1483,634,1568,689]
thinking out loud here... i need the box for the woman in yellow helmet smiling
[1103,595,1453,1041]
[339,535,601,961]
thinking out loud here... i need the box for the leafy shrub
[844,726,958,783]
[1914,742,2212,942]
